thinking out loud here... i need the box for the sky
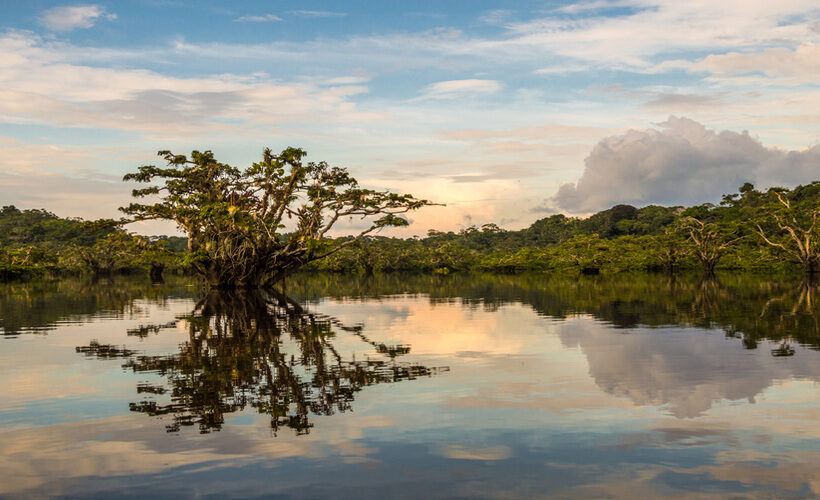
[0,0,818,235]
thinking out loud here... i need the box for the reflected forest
[4,270,820,434]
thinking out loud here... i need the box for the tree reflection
[78,289,445,435]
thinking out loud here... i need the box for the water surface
[2,273,820,498]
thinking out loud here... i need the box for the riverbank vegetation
[2,175,819,282]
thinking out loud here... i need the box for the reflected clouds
[558,318,820,418]
[4,274,820,497]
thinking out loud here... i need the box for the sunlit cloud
[550,117,820,213]
[693,43,820,84]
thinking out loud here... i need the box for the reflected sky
[2,274,820,498]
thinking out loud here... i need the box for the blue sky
[0,1,818,235]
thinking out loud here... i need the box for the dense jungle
[2,181,818,282]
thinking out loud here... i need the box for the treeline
[2,181,819,280]
[0,205,186,281]
[308,182,819,275]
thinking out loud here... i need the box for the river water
[2,273,820,498]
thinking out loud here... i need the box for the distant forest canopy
[1,180,819,280]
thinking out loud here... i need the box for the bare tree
[755,189,820,275]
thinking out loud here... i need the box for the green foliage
[752,183,820,273]
[5,179,820,282]
[305,181,820,277]
[0,205,186,281]
[0,205,116,246]
[121,148,434,288]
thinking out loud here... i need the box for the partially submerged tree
[74,231,143,277]
[678,212,744,274]
[650,229,686,273]
[754,184,820,275]
[121,148,435,289]
[133,237,176,282]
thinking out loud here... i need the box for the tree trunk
[804,256,819,276]
[701,258,717,275]
[200,258,273,289]
[149,262,165,283]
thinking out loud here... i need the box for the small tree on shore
[121,148,434,289]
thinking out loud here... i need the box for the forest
[2,180,818,282]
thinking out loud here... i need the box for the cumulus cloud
[419,79,502,99]
[552,116,820,213]
[234,14,283,23]
[39,4,116,32]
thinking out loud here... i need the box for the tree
[554,234,612,274]
[73,231,143,276]
[678,213,744,274]
[526,214,578,245]
[133,237,176,282]
[754,184,820,275]
[580,204,638,237]
[650,229,687,273]
[121,148,435,289]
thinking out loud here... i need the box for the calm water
[2,273,820,499]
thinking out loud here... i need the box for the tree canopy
[120,148,435,288]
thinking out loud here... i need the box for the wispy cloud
[0,32,376,136]
[234,14,283,23]
[693,43,820,84]
[552,0,635,14]
[289,10,347,18]
[419,79,502,99]
[506,0,820,69]
[478,9,515,25]
[39,4,116,32]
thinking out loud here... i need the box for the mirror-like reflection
[78,290,444,434]
[3,272,820,498]
[0,276,191,336]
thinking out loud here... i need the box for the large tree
[754,184,820,275]
[121,148,434,288]
[677,211,744,274]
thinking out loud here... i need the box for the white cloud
[419,79,502,99]
[289,10,347,18]
[0,33,376,135]
[39,4,116,32]
[505,0,820,69]
[552,116,820,213]
[234,14,283,23]
[75,2,817,80]
[3,2,820,232]
[552,0,635,14]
